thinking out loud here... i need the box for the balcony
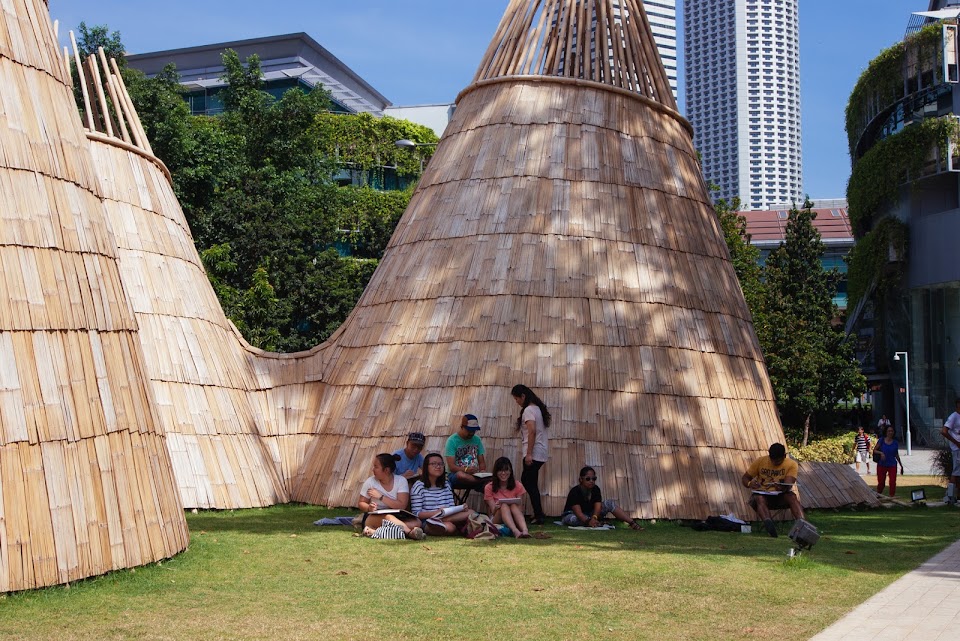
[847,21,959,160]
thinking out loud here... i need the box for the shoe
[409,527,426,541]
[531,517,546,526]
[764,519,778,538]
[518,532,531,539]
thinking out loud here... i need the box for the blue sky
[49,0,929,201]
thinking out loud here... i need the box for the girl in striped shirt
[854,426,871,474]
[411,452,476,535]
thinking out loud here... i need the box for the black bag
[872,451,882,464]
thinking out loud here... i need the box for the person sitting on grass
[742,443,805,538]
[484,457,530,538]
[411,452,476,536]
[358,453,424,540]
[444,414,488,490]
[393,431,426,480]
[561,466,643,530]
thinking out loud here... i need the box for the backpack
[465,512,500,540]
[692,515,743,532]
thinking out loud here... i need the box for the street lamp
[893,351,912,456]
[394,139,439,171]
[394,139,438,149]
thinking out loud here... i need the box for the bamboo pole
[109,57,151,154]
[84,58,106,136]
[99,47,131,144]
[68,31,95,131]
[62,46,72,87]
[88,50,113,137]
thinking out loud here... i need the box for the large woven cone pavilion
[0,1,878,582]
[0,0,188,592]
[293,0,790,515]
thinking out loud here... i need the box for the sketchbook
[424,505,466,527]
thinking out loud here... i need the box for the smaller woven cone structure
[0,0,188,592]
[292,0,786,518]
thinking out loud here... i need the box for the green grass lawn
[1,482,957,641]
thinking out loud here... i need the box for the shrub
[787,433,856,464]
[933,448,954,483]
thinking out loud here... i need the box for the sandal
[629,520,644,531]
[518,531,531,539]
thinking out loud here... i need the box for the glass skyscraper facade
[683,0,802,210]
[642,0,678,98]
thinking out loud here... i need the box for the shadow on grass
[185,500,960,580]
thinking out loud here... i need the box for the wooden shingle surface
[0,0,188,593]
[1,2,880,594]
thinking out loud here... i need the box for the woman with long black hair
[511,384,550,525]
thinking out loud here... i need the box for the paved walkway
[810,535,960,640]
[849,446,941,476]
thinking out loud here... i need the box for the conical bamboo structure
[0,0,188,592]
[2,0,877,549]
[291,0,786,516]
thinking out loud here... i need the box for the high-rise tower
[684,0,802,210]
[642,1,678,97]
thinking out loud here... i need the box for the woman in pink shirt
[484,457,530,538]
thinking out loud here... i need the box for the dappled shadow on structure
[0,0,828,598]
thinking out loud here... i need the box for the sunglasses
[582,476,597,481]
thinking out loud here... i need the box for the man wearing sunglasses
[560,466,644,530]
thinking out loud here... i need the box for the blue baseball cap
[462,414,481,431]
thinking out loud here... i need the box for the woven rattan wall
[1,0,877,558]
[0,0,188,592]
[291,0,786,517]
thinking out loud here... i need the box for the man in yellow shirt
[741,443,805,538]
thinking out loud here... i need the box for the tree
[757,202,865,445]
[116,41,431,351]
[75,22,125,64]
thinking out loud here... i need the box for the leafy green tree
[75,22,125,64]
[758,202,865,445]
[75,25,438,351]
[119,42,426,351]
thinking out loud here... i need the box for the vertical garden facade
[846,19,960,446]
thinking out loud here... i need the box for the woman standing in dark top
[511,384,550,525]
[873,425,905,497]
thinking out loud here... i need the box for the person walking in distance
[854,426,872,475]
[876,414,891,442]
[511,384,550,525]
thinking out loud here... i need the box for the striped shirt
[855,433,870,452]
[370,522,407,540]
[410,480,455,515]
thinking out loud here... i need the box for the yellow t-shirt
[746,455,798,492]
